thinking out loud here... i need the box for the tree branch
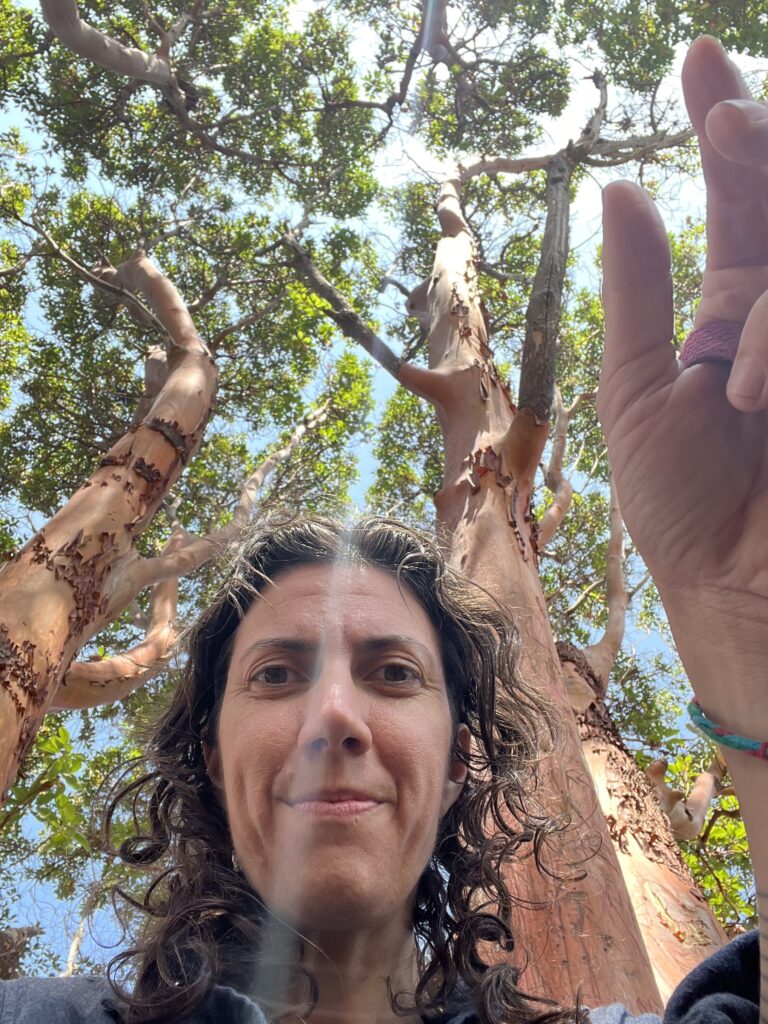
[582,471,627,692]
[61,882,102,977]
[122,400,333,596]
[210,295,283,350]
[583,127,694,167]
[282,235,448,403]
[24,216,166,334]
[537,388,594,547]
[645,758,724,842]
[52,530,185,711]
[40,0,278,171]
[39,0,176,86]
[460,153,553,183]
[54,398,332,709]
[517,153,571,421]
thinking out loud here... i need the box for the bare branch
[165,2,205,52]
[39,0,176,86]
[582,471,627,690]
[584,127,694,167]
[283,235,449,403]
[460,153,553,183]
[562,576,603,619]
[53,529,186,710]
[61,882,102,977]
[0,241,44,279]
[282,234,402,378]
[574,71,608,151]
[645,759,724,842]
[379,275,411,298]
[628,568,651,600]
[210,295,283,350]
[537,387,587,547]
[23,216,166,334]
[518,153,571,420]
[112,251,213,355]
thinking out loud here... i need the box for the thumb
[706,99,768,166]
[726,289,768,411]
[600,182,676,407]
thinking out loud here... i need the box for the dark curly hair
[103,514,586,1024]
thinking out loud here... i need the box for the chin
[265,866,398,933]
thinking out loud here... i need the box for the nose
[296,658,373,757]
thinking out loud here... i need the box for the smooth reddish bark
[0,253,216,793]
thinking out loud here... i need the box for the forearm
[661,587,768,1022]
[661,586,768,740]
[721,751,768,1024]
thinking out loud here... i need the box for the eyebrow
[239,635,437,665]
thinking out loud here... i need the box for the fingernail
[728,357,763,400]
[720,99,768,123]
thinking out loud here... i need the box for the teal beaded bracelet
[688,700,768,760]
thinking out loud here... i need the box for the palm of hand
[601,358,768,597]
[600,36,768,604]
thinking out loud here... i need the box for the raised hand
[599,35,768,735]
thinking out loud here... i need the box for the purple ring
[680,320,742,368]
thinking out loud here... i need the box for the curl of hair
[103,514,587,1024]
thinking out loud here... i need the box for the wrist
[660,586,768,739]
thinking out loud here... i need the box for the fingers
[600,182,677,408]
[706,100,768,166]
[682,37,768,271]
[682,36,759,197]
[727,289,768,411]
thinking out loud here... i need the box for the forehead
[230,562,441,653]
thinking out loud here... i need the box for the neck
[250,913,421,1024]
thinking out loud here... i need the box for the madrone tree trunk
[406,160,666,1012]
[291,142,726,1008]
[555,478,726,1002]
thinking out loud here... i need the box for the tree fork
[413,167,664,1012]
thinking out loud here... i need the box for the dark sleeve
[0,975,115,1023]
[664,931,759,1024]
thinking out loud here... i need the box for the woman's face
[205,562,468,933]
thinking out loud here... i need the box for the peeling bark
[52,531,184,711]
[0,251,217,795]
[275,73,715,1012]
[578,703,727,1002]
[404,161,663,1014]
[561,476,726,998]
[53,403,331,710]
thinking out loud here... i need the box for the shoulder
[0,976,268,1024]
[664,929,759,1023]
[588,1007,660,1023]
[0,975,115,1024]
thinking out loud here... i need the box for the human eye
[248,664,301,688]
[370,662,423,687]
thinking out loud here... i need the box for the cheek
[217,704,296,836]
[376,705,454,819]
